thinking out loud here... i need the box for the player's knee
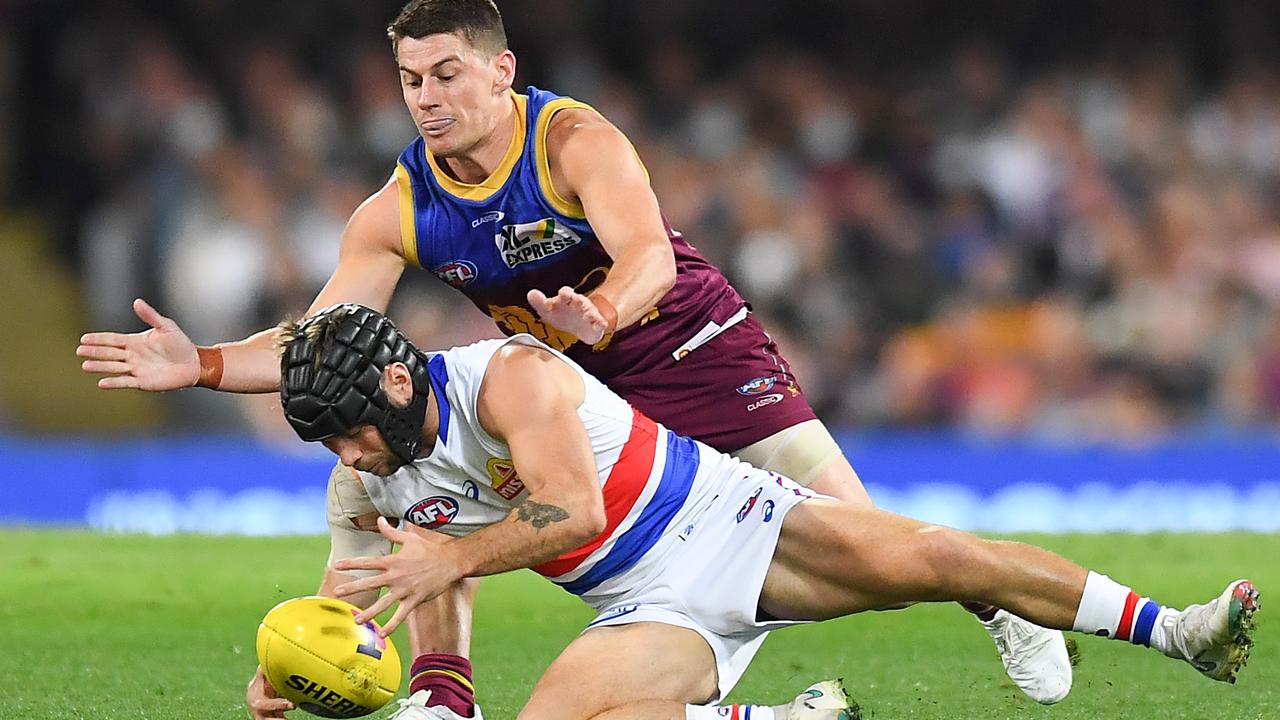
[518,694,594,720]
[516,702,562,720]
[913,525,994,598]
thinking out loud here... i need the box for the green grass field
[1,530,1275,719]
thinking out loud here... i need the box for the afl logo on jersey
[736,376,777,396]
[496,218,582,269]
[435,260,477,288]
[405,496,459,529]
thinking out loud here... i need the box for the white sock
[1072,571,1172,651]
[687,705,779,720]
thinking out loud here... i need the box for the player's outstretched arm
[527,109,677,344]
[334,345,606,634]
[78,179,408,394]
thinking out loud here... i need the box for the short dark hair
[387,0,508,57]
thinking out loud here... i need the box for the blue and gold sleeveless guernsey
[393,86,747,384]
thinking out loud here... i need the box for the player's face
[323,425,405,476]
[396,32,514,158]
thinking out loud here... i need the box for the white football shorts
[583,469,820,702]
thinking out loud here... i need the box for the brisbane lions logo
[495,218,582,269]
[405,496,459,529]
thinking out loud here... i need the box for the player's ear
[381,362,415,409]
[492,49,515,94]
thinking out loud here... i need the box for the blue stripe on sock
[743,707,752,720]
[1132,599,1160,646]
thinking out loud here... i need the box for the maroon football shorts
[606,312,817,453]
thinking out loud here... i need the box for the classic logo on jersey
[736,376,778,396]
[746,393,785,412]
[495,218,582,269]
[762,499,776,522]
[736,487,764,523]
[405,496,459,529]
[434,260,477,288]
[486,458,527,500]
[471,211,505,228]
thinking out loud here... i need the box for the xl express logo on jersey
[405,496,459,529]
[495,218,582,269]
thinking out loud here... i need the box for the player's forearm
[591,241,676,330]
[450,498,605,579]
[199,328,285,393]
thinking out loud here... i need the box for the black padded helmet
[280,304,431,464]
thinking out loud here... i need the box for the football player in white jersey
[257,304,1259,720]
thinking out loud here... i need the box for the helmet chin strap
[376,359,432,464]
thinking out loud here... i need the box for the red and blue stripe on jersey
[532,409,700,596]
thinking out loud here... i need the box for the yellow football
[255,596,401,718]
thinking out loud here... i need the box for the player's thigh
[804,455,872,506]
[760,498,990,620]
[518,622,718,720]
[734,420,872,507]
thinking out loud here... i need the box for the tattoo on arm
[516,501,570,530]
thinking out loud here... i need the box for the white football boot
[980,610,1074,704]
[1160,579,1260,683]
[388,690,485,720]
[779,679,861,720]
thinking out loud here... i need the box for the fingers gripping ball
[256,596,401,718]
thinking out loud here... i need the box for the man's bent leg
[517,622,854,720]
[516,622,717,720]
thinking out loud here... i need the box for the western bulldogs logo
[435,260,477,288]
[496,218,582,269]
[735,487,764,523]
[405,496,459,529]
[736,376,777,396]
[486,458,527,500]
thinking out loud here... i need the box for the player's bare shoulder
[340,177,407,261]
[477,342,586,435]
[543,107,640,199]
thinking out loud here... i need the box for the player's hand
[527,286,610,345]
[247,665,294,719]
[331,517,459,636]
[77,298,201,391]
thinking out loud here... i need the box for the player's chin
[378,458,408,475]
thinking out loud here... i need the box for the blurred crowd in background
[5,0,1280,440]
